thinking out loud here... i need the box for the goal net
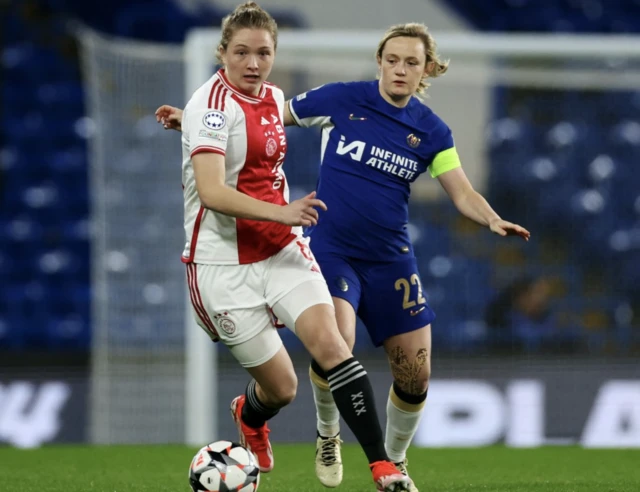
[80,27,640,447]
[79,29,188,444]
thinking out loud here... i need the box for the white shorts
[185,237,333,367]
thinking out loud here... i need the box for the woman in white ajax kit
[171,2,411,491]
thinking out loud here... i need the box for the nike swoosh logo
[410,306,426,316]
[349,114,367,121]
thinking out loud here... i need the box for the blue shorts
[316,253,436,347]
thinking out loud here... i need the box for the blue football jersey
[289,80,461,261]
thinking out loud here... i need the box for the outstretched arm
[437,167,530,240]
[156,102,296,129]
[155,105,183,131]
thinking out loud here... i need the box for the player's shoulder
[329,80,373,91]
[262,80,281,93]
[302,80,373,99]
[326,80,373,96]
[262,81,285,102]
[186,72,237,112]
[408,98,449,133]
[185,77,211,110]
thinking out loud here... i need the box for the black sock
[326,357,388,464]
[241,379,279,428]
[311,358,327,380]
[393,381,428,405]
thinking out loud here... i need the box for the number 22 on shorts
[395,274,427,315]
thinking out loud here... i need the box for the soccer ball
[189,441,260,492]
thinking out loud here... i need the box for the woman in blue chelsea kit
[156,22,530,492]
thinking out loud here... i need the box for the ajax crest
[265,138,278,157]
[214,312,236,335]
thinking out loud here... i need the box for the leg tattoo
[388,347,429,395]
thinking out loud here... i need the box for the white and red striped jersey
[181,69,300,265]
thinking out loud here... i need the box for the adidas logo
[260,116,270,125]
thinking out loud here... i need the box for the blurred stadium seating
[444,0,640,34]
[0,0,638,354]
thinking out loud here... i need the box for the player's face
[377,36,429,106]
[220,28,275,96]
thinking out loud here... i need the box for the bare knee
[272,379,297,406]
[313,338,351,371]
[307,323,352,370]
[296,304,352,371]
[258,373,298,408]
[251,348,299,408]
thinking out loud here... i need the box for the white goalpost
[80,26,640,446]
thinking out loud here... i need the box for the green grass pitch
[0,444,638,491]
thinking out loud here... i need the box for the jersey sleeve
[184,94,236,158]
[428,119,462,178]
[288,82,349,128]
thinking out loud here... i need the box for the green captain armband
[429,147,461,178]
